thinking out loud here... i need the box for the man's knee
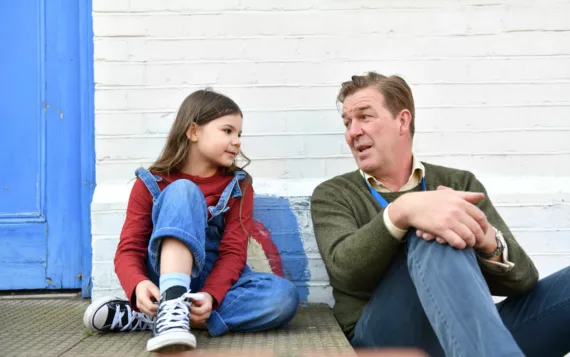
[406,234,477,273]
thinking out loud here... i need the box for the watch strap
[476,228,505,259]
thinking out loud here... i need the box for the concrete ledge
[92,175,570,200]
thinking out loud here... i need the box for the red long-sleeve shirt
[114,170,253,309]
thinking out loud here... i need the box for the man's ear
[186,122,199,142]
[398,109,412,136]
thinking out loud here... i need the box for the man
[310,72,570,357]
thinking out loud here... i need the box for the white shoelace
[111,304,155,331]
[155,292,204,334]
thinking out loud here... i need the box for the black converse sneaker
[146,286,204,352]
[83,297,154,332]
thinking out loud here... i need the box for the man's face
[342,87,402,175]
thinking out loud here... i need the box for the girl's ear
[187,122,199,142]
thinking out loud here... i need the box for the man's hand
[190,292,214,327]
[474,225,501,260]
[389,186,489,249]
[416,186,499,256]
[135,280,160,316]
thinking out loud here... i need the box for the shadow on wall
[247,195,310,302]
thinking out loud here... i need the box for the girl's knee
[268,276,300,324]
[164,179,201,198]
[280,278,300,306]
[155,179,207,218]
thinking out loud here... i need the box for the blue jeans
[135,168,300,337]
[352,231,570,357]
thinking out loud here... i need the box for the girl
[83,90,299,352]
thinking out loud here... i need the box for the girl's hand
[190,292,214,326]
[135,280,160,316]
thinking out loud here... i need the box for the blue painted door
[0,1,94,292]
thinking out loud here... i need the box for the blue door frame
[0,0,94,297]
[78,0,95,298]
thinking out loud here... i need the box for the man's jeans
[135,168,300,337]
[351,231,570,357]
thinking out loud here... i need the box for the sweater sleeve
[114,178,154,309]
[466,173,539,296]
[200,180,253,308]
[310,181,404,292]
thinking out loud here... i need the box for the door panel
[0,0,93,291]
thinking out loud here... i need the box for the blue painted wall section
[253,196,311,302]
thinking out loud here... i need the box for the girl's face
[189,114,243,170]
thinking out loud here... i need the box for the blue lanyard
[365,176,427,209]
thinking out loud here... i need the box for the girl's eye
[224,129,231,134]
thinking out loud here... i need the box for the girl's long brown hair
[149,89,252,235]
[149,89,250,176]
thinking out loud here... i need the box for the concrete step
[0,298,352,357]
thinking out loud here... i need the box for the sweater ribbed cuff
[383,204,408,240]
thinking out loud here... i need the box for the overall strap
[208,170,247,218]
[135,167,162,201]
[230,170,247,198]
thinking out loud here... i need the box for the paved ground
[0,297,355,357]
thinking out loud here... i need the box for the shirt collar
[361,155,425,193]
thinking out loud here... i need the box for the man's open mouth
[356,145,372,153]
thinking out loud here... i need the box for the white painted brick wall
[91,0,570,302]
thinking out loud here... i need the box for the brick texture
[91,0,570,302]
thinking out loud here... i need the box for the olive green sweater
[310,162,539,339]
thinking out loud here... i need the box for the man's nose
[348,120,363,138]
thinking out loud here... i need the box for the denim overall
[134,168,299,336]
